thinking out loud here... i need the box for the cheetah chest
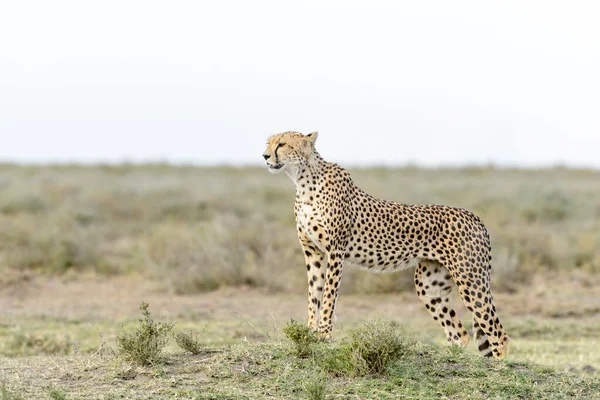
[296,202,327,253]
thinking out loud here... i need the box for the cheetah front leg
[317,250,344,338]
[298,231,326,332]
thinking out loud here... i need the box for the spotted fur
[262,131,511,359]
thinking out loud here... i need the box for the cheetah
[262,131,511,359]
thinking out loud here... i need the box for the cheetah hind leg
[456,282,511,359]
[473,317,511,358]
[414,261,470,348]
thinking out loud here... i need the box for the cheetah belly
[345,248,421,273]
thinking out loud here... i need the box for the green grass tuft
[303,371,328,400]
[315,318,411,378]
[282,319,320,358]
[345,317,410,376]
[48,388,68,400]
[175,330,203,355]
[117,302,174,366]
[319,344,357,377]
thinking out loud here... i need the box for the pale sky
[1,1,599,167]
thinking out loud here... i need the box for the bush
[320,318,410,377]
[283,319,320,358]
[175,330,203,355]
[117,302,173,366]
[347,318,409,375]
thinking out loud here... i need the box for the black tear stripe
[275,143,283,165]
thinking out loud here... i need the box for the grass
[2,332,74,357]
[2,288,599,369]
[0,284,599,398]
[303,371,328,400]
[1,165,599,294]
[0,326,598,399]
[0,381,24,400]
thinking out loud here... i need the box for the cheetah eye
[277,143,286,148]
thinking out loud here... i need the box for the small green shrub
[303,371,328,400]
[282,319,319,358]
[320,318,410,377]
[175,330,203,355]
[347,318,409,375]
[117,302,174,366]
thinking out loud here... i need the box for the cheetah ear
[306,131,318,143]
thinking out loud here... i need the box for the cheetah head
[262,131,318,173]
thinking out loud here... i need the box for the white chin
[267,164,284,173]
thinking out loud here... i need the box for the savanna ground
[0,164,599,399]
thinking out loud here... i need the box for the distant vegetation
[1,164,599,293]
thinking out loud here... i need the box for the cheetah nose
[263,154,270,160]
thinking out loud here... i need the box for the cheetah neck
[285,152,327,192]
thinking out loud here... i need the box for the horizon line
[1,159,599,172]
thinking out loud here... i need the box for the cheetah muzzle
[262,131,511,359]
